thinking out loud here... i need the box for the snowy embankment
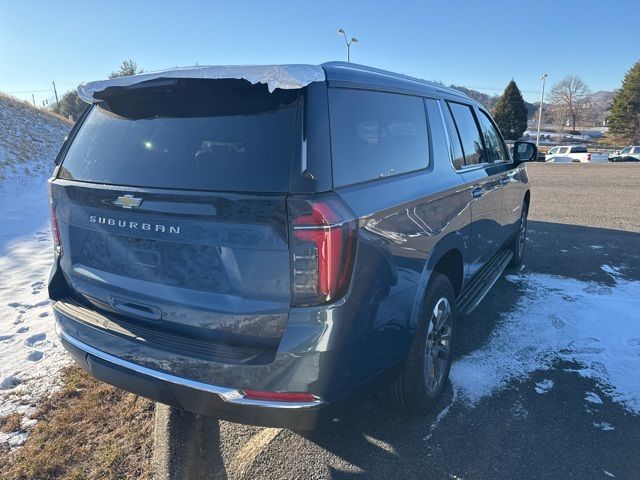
[0,94,71,447]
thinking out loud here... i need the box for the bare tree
[548,75,591,133]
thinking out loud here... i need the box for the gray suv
[48,62,536,430]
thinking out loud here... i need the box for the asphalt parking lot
[178,163,640,480]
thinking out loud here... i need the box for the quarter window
[447,102,486,166]
[329,89,429,187]
[477,110,509,162]
[440,101,466,170]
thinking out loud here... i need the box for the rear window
[59,80,300,192]
[328,88,429,187]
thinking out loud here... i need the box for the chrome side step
[456,249,513,316]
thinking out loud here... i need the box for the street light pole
[337,29,358,62]
[536,74,548,147]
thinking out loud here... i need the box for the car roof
[77,62,474,105]
[321,62,472,103]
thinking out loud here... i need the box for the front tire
[509,202,528,268]
[377,272,456,415]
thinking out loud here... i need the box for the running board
[456,249,513,316]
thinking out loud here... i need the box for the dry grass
[0,413,22,433]
[0,92,73,126]
[0,366,155,480]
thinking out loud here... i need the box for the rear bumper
[57,325,333,430]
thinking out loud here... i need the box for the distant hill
[587,90,615,104]
[0,93,71,184]
[585,91,615,126]
[451,85,537,118]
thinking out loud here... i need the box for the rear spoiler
[77,64,326,103]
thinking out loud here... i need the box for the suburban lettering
[87,216,180,234]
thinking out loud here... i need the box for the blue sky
[1,0,638,105]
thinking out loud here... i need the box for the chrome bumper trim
[56,326,323,409]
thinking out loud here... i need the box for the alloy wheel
[518,209,528,259]
[424,297,452,394]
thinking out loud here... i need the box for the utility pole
[52,81,59,110]
[536,74,548,147]
[337,29,358,62]
[32,94,36,108]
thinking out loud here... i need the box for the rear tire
[377,272,456,415]
[508,202,528,269]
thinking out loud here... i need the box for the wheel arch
[408,235,467,332]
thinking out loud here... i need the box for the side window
[548,147,558,155]
[477,110,509,162]
[329,89,429,187]
[621,147,632,154]
[447,102,487,166]
[558,147,569,154]
[440,101,466,170]
[633,147,640,154]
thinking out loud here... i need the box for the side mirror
[513,141,538,163]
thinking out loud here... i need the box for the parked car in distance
[609,146,640,162]
[48,62,537,430]
[545,145,609,163]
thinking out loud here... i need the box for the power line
[5,89,54,94]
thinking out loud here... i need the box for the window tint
[60,81,299,192]
[441,101,465,170]
[570,146,587,153]
[329,89,429,187]
[633,147,640,154]
[447,102,486,166]
[477,110,509,162]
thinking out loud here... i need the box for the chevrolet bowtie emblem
[113,194,143,209]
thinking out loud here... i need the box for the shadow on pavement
[292,221,640,479]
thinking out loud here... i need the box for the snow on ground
[450,267,640,415]
[0,93,71,447]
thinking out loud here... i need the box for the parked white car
[545,145,609,163]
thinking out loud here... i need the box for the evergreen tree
[493,80,528,140]
[109,59,143,79]
[58,90,87,120]
[607,61,640,143]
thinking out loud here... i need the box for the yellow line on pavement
[228,428,283,478]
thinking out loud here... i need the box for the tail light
[48,181,62,257]
[288,194,357,307]
[587,153,592,162]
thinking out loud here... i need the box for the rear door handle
[472,187,485,198]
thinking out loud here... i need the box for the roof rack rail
[321,61,469,98]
